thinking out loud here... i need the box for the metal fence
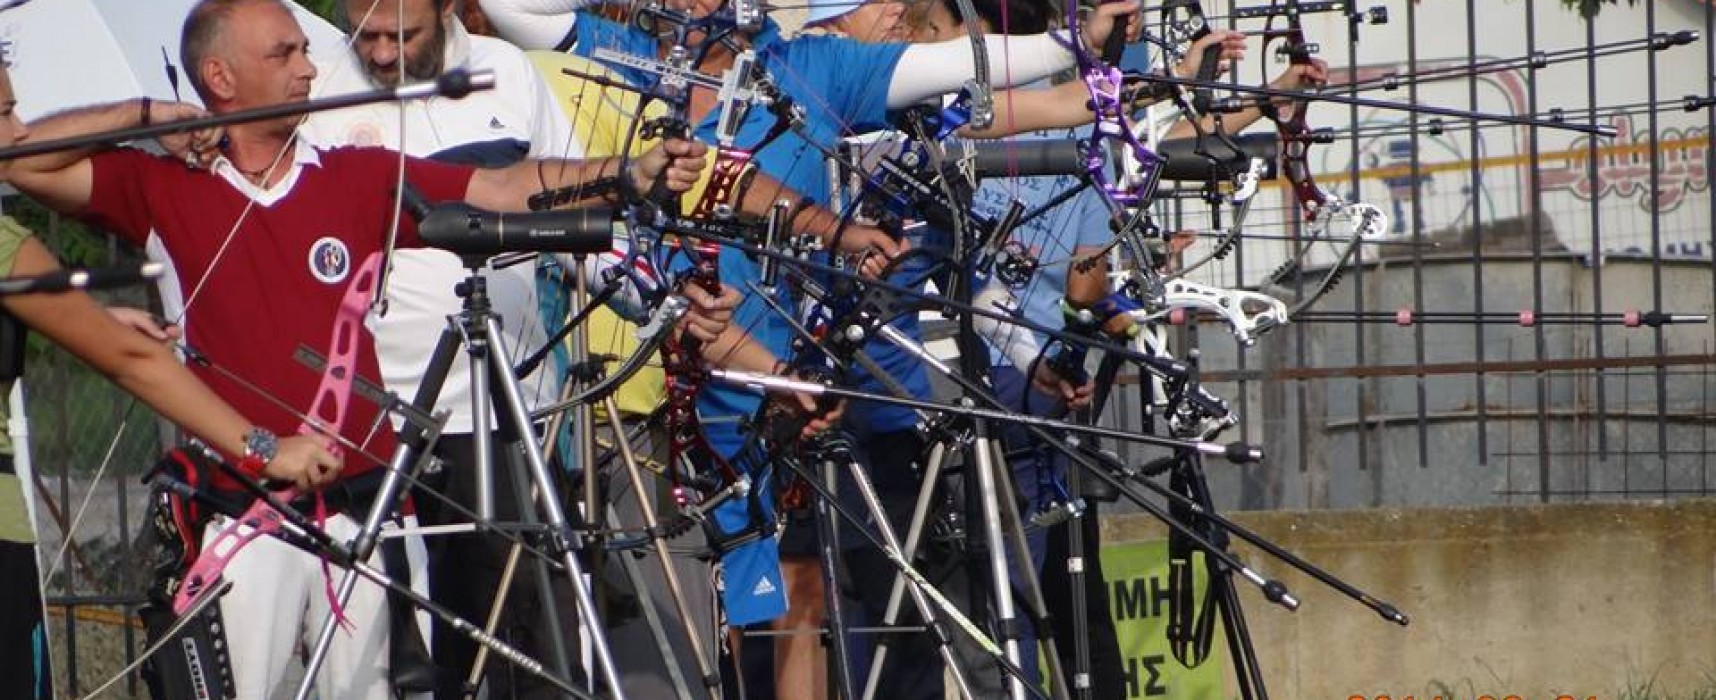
[1099,0,1716,512]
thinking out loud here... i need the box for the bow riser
[172,254,379,615]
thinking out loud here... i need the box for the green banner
[1101,539,1227,699]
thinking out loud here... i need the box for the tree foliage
[1561,0,1639,19]
[291,0,340,23]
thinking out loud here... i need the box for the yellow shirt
[0,216,33,543]
[528,51,719,418]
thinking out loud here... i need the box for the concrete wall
[1103,499,1716,699]
[1125,256,1716,513]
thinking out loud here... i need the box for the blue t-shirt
[575,15,905,204]
[574,13,908,455]
[572,14,911,624]
[969,127,1113,368]
[837,223,944,436]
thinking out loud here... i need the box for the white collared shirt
[207,136,323,206]
[299,19,581,161]
[296,19,578,434]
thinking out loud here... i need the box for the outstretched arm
[886,2,1142,109]
[959,28,1251,138]
[1165,57,1330,139]
[10,100,214,214]
[464,137,710,211]
[1,233,342,490]
[957,81,1093,138]
[480,0,588,50]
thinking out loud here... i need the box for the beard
[364,20,446,87]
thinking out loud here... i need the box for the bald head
[178,0,315,136]
[181,0,278,102]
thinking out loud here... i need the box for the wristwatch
[242,426,279,465]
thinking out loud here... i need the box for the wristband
[237,454,268,477]
[1062,292,1144,337]
[782,196,816,232]
[139,97,152,126]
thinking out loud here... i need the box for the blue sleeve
[572,11,661,87]
[765,36,907,133]
[1070,186,1114,250]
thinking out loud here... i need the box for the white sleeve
[886,31,1078,109]
[480,0,585,50]
[971,279,1045,372]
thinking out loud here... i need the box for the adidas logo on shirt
[489,117,505,130]
[752,577,777,597]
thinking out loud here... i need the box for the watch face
[246,429,279,460]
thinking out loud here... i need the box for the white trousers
[203,512,429,700]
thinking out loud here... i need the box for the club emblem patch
[308,236,351,285]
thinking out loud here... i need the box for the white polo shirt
[301,19,582,434]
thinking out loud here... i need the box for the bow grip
[296,254,380,456]
[1047,343,1092,387]
[170,255,380,615]
[1099,0,1132,64]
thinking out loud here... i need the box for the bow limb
[1144,0,1276,282]
[1157,157,1265,282]
[1067,0,1164,213]
[171,254,380,615]
[1156,278,1288,346]
[1062,0,1174,307]
[1271,201,1390,320]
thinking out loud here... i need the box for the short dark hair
[938,0,1055,36]
[181,0,281,101]
[334,0,455,31]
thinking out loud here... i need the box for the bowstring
[981,0,1124,382]
[785,1,1137,390]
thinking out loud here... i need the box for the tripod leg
[381,530,436,692]
[810,459,859,700]
[464,530,523,698]
[1057,475,1093,700]
[970,433,1027,700]
[509,444,580,690]
[987,439,1071,700]
[460,411,588,699]
[605,395,721,697]
[859,440,947,700]
[837,443,980,700]
[1058,352,1126,700]
[1180,455,1269,700]
[780,440,1041,700]
[1209,564,1267,700]
[571,263,606,629]
[462,381,576,694]
[291,426,443,700]
[608,501,696,698]
[291,320,462,700]
[485,315,627,698]
[207,487,598,700]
